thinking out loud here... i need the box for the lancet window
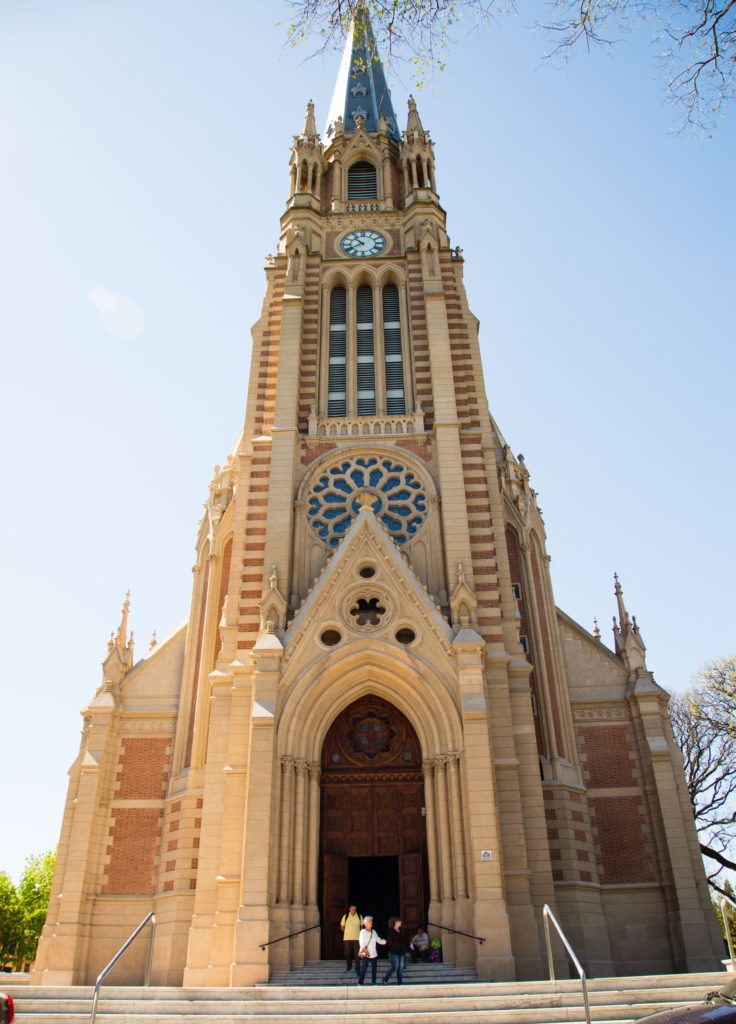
[347,160,378,199]
[325,281,408,418]
[328,286,348,417]
[356,285,376,415]
[382,283,405,414]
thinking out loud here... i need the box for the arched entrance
[319,694,427,958]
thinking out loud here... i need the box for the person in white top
[356,915,387,985]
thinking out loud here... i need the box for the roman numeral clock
[340,229,387,258]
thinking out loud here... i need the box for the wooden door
[321,853,348,959]
[399,851,425,935]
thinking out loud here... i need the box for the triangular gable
[284,506,453,655]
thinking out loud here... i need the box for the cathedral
[33,13,722,988]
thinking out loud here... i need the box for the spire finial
[613,573,630,634]
[593,617,601,640]
[116,591,131,651]
[301,98,317,139]
[406,95,424,134]
[149,630,158,652]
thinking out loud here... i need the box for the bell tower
[33,5,724,992]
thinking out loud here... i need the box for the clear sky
[1,0,734,883]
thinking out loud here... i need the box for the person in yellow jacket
[340,904,363,973]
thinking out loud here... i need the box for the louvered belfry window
[383,284,405,414]
[356,285,376,416]
[347,160,378,200]
[328,286,347,417]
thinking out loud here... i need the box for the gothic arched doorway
[319,695,427,958]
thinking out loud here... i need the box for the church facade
[33,15,722,988]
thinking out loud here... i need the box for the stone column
[290,759,308,965]
[448,753,467,899]
[422,761,440,910]
[304,763,322,960]
[452,629,516,981]
[433,754,456,962]
[230,633,284,986]
[278,757,295,904]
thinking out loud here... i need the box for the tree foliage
[0,851,55,970]
[669,656,736,896]
[285,0,736,128]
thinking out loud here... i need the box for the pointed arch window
[356,285,376,415]
[347,160,378,200]
[328,286,347,417]
[383,283,405,414]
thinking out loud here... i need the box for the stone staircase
[4,970,730,1024]
[265,957,478,985]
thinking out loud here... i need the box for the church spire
[323,5,400,142]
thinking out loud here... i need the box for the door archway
[319,694,427,958]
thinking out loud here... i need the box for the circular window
[306,455,427,548]
[395,627,416,645]
[320,628,342,647]
[358,565,376,579]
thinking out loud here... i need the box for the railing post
[144,916,156,986]
[542,905,591,1024]
[89,912,156,1024]
[543,906,556,982]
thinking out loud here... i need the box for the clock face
[340,229,387,259]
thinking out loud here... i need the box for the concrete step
[5,972,730,1024]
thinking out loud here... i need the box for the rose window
[307,456,427,548]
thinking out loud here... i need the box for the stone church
[33,12,722,988]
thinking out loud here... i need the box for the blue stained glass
[306,455,428,549]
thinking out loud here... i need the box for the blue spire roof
[323,9,401,143]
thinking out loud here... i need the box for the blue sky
[1,1,734,882]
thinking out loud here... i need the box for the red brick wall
[440,252,480,430]
[103,808,162,894]
[237,451,272,652]
[297,256,321,434]
[406,252,434,427]
[589,795,655,883]
[116,737,170,799]
[579,725,638,789]
[103,737,171,894]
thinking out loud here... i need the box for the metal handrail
[89,912,155,1024]
[722,895,736,972]
[543,904,591,1024]
[426,919,485,945]
[259,923,320,951]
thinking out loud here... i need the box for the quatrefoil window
[306,456,427,548]
[350,596,386,627]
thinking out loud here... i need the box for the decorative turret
[289,99,323,203]
[612,573,649,677]
[323,7,400,141]
[401,95,437,201]
[99,591,135,690]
